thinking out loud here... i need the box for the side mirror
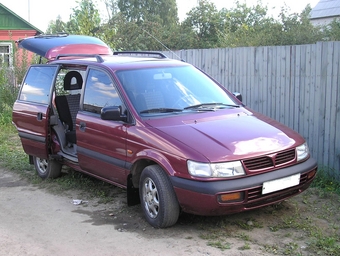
[101,106,127,122]
[233,92,242,102]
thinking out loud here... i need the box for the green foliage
[117,0,178,26]
[323,18,340,40]
[46,0,101,36]
[46,15,67,34]
[68,0,101,35]
[312,167,340,194]
[14,49,31,84]
[182,0,223,48]
[0,124,32,172]
[0,64,17,125]
[218,3,324,47]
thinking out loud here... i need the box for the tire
[33,156,62,179]
[139,165,180,228]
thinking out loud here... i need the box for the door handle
[79,122,86,132]
[37,112,43,121]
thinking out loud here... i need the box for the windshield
[116,65,238,115]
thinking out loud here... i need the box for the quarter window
[19,66,57,104]
[83,69,122,114]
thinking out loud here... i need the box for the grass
[312,167,340,194]
[0,121,122,203]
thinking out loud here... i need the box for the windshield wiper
[140,108,183,114]
[184,103,240,110]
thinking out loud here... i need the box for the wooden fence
[164,42,340,176]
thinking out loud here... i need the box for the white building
[310,0,340,26]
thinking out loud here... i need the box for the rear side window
[19,66,58,104]
[83,69,122,114]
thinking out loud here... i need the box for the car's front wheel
[139,165,180,228]
[33,156,62,179]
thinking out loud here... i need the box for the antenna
[141,28,184,62]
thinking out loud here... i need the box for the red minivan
[12,34,317,228]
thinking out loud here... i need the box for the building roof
[310,0,340,19]
[0,3,43,33]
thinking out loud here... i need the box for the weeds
[312,167,340,195]
[206,240,231,250]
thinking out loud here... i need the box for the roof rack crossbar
[113,51,168,59]
[55,54,104,63]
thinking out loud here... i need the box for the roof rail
[55,54,105,63]
[113,51,168,59]
[35,32,69,38]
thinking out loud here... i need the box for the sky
[0,0,320,32]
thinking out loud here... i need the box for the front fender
[135,149,178,176]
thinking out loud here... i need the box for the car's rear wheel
[33,156,62,179]
[139,165,180,228]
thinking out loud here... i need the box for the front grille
[243,156,273,170]
[275,149,296,165]
[242,149,296,171]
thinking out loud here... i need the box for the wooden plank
[334,42,340,173]
[241,47,248,99]
[328,42,340,172]
[248,47,255,108]
[266,47,273,118]
[270,46,277,120]
[311,42,322,162]
[218,48,225,86]
[275,46,282,123]
[261,46,268,115]
[293,45,307,133]
[284,46,291,127]
[290,45,297,131]
[323,42,334,168]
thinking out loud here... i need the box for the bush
[0,66,18,125]
[0,47,32,125]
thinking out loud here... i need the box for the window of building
[0,43,13,67]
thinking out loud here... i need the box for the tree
[217,2,323,47]
[66,0,101,36]
[46,15,67,34]
[276,5,323,45]
[324,18,340,40]
[117,0,178,26]
[182,0,223,49]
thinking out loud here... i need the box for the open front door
[12,65,59,159]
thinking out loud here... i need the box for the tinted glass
[116,65,236,114]
[83,69,122,114]
[19,66,57,104]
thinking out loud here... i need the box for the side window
[19,66,58,104]
[55,69,84,96]
[83,69,122,114]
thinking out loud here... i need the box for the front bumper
[170,157,317,216]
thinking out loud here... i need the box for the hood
[17,34,112,60]
[145,110,301,162]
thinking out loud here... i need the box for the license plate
[262,173,300,195]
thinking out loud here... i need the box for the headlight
[187,160,245,178]
[296,142,309,162]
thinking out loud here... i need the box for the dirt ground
[0,167,339,256]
